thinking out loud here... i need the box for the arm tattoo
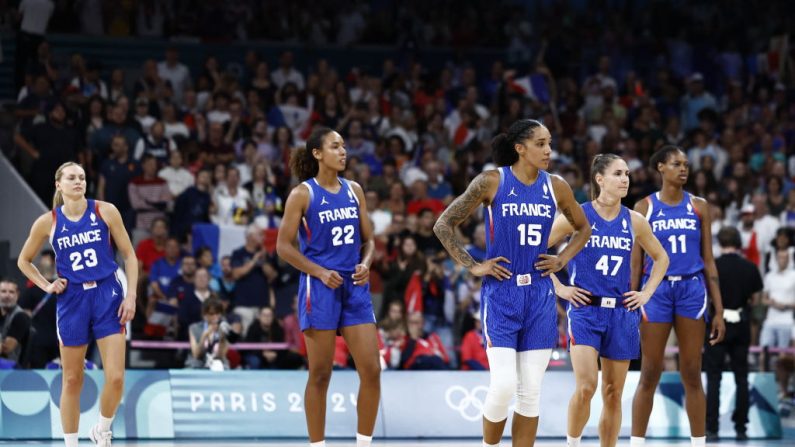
[561,206,576,227]
[434,175,488,268]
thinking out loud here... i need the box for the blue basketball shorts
[57,269,127,346]
[298,271,376,331]
[567,300,641,360]
[481,275,558,352]
[642,273,707,323]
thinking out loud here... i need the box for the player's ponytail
[590,153,622,200]
[52,161,83,209]
[290,127,333,181]
[490,119,543,167]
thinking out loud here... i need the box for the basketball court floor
[0,440,791,446]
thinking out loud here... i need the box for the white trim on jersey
[498,167,505,189]
[482,296,491,347]
[644,198,654,221]
[343,179,360,205]
[545,172,557,205]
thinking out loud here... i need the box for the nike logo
[508,187,518,197]
[320,197,329,205]
[61,224,68,233]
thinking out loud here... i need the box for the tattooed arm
[535,175,591,275]
[433,171,511,280]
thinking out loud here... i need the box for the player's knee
[62,371,84,393]
[307,366,333,389]
[358,359,381,385]
[638,364,663,389]
[575,378,598,402]
[601,381,622,407]
[679,365,702,388]
[483,374,516,422]
[515,388,541,418]
[105,370,124,390]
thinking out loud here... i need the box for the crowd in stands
[2,1,794,402]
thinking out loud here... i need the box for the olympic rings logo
[444,385,489,421]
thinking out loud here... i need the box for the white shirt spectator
[158,165,195,197]
[212,187,251,226]
[206,109,231,124]
[158,61,191,103]
[370,208,392,236]
[164,121,190,140]
[19,0,54,35]
[271,68,305,90]
[763,269,795,325]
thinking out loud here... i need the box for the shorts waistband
[586,296,622,308]
[665,272,701,281]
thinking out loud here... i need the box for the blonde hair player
[17,162,137,447]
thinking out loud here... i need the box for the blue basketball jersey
[483,167,557,282]
[644,192,704,276]
[568,202,634,299]
[299,178,361,272]
[50,199,119,283]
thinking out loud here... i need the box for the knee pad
[482,347,517,422]
[515,349,551,418]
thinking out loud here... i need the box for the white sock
[356,432,373,446]
[567,435,581,446]
[309,441,326,447]
[691,436,706,446]
[630,436,646,446]
[64,433,78,447]
[99,414,114,431]
[483,441,499,447]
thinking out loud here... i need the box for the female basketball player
[630,146,726,447]
[17,162,138,447]
[434,119,591,446]
[276,127,380,447]
[546,154,669,447]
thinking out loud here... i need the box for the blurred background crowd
[0,0,793,397]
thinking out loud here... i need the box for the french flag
[508,73,551,103]
[192,223,247,261]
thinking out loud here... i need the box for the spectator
[14,101,81,205]
[212,166,251,226]
[680,73,717,131]
[136,217,169,274]
[760,250,795,370]
[15,0,54,90]
[186,298,229,370]
[0,279,32,369]
[158,150,194,197]
[413,208,445,258]
[148,237,182,302]
[465,223,487,263]
[400,312,450,370]
[135,121,177,168]
[200,121,236,165]
[244,306,303,369]
[158,47,191,104]
[88,103,141,172]
[214,255,236,301]
[230,225,276,332]
[172,169,212,239]
[406,179,445,216]
[178,267,217,338]
[132,97,157,135]
[161,101,190,141]
[271,51,305,90]
[128,154,173,233]
[17,252,59,368]
[460,312,488,370]
[15,74,54,130]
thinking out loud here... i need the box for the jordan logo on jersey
[508,187,517,197]
[112,289,118,297]
[61,224,68,233]
[591,223,598,232]
[656,209,665,217]
[90,213,98,226]
[320,197,329,205]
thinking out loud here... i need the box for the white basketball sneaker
[89,424,112,447]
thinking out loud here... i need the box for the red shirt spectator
[135,217,169,273]
[460,320,489,371]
